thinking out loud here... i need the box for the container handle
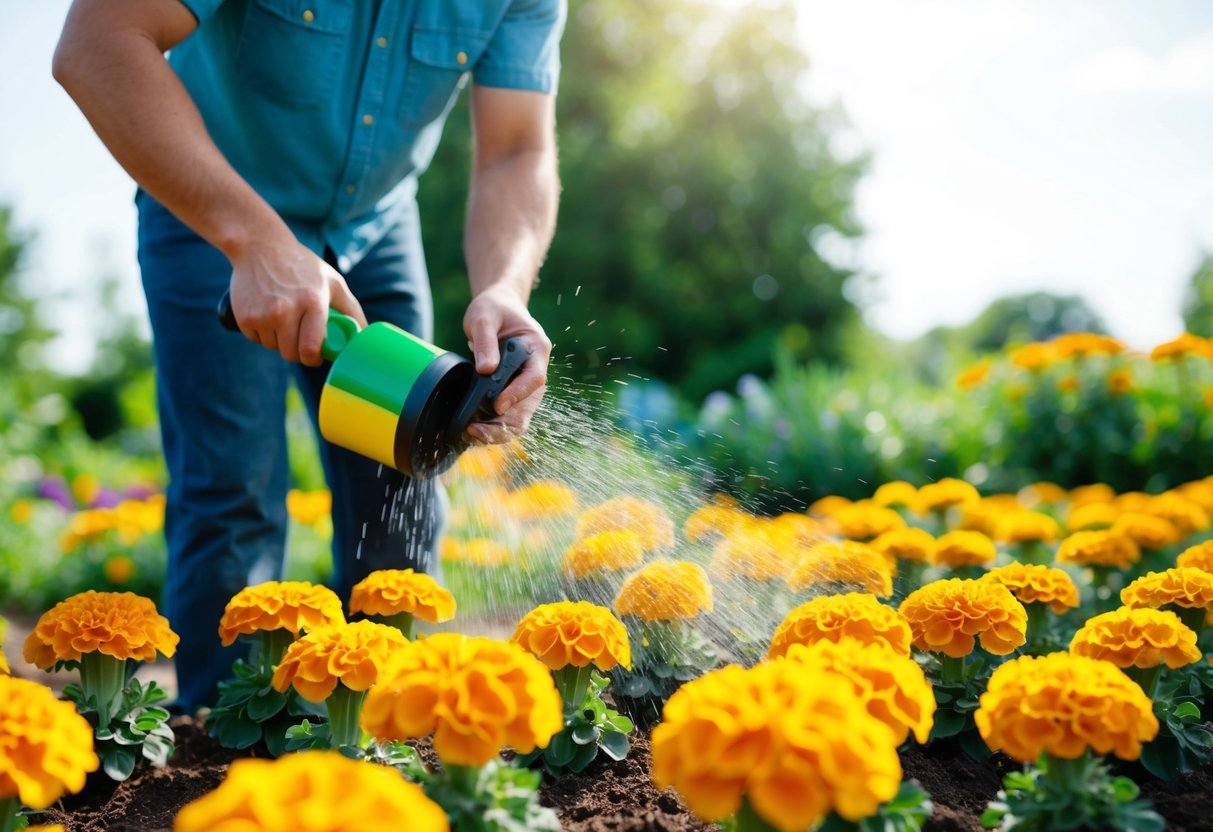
[216,290,361,361]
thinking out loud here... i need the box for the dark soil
[35,719,1213,832]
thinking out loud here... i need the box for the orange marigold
[613,560,714,621]
[993,510,1061,544]
[350,569,456,624]
[1177,540,1213,573]
[957,495,1021,536]
[271,621,409,702]
[1111,512,1182,552]
[1107,367,1134,396]
[829,503,906,541]
[1070,607,1201,669]
[23,591,178,668]
[1150,332,1211,361]
[217,581,344,647]
[871,527,935,564]
[286,488,332,527]
[651,661,901,831]
[981,563,1079,613]
[575,496,675,552]
[563,530,647,579]
[502,480,579,521]
[708,526,799,582]
[785,639,935,745]
[1018,482,1067,507]
[787,541,894,598]
[1051,332,1125,359]
[361,634,563,767]
[871,481,917,509]
[914,478,980,514]
[1144,492,1211,536]
[1065,503,1120,532]
[768,593,913,659]
[807,495,853,518]
[975,653,1157,762]
[0,676,99,809]
[1055,530,1141,569]
[1009,341,1056,372]
[1069,483,1117,508]
[932,530,997,568]
[1121,568,1213,613]
[898,579,1027,658]
[955,358,992,390]
[511,601,630,672]
[683,502,750,543]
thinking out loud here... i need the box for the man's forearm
[463,147,559,302]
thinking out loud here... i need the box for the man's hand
[228,236,368,366]
[463,285,552,444]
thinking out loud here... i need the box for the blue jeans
[137,192,445,712]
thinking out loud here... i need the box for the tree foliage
[1182,252,1213,338]
[419,0,867,400]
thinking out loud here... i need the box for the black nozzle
[448,337,535,442]
[217,290,239,332]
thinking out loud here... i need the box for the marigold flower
[807,495,852,518]
[768,593,912,659]
[1107,367,1134,395]
[651,661,901,830]
[1111,512,1182,551]
[511,601,630,672]
[173,752,449,832]
[286,488,332,527]
[1019,482,1067,507]
[871,527,935,563]
[1056,374,1080,393]
[361,634,563,767]
[957,495,1021,535]
[1177,540,1213,573]
[9,499,32,525]
[350,569,455,624]
[445,537,512,566]
[975,653,1158,762]
[955,358,992,390]
[993,510,1061,544]
[1121,568,1213,613]
[103,555,135,585]
[23,591,178,668]
[871,480,917,508]
[1069,483,1117,507]
[1114,491,1152,512]
[1150,332,1211,361]
[575,496,675,552]
[1051,332,1125,359]
[271,621,408,702]
[709,526,799,582]
[683,501,750,543]
[0,676,99,809]
[1008,341,1056,372]
[914,478,980,515]
[982,563,1079,613]
[829,502,906,541]
[1177,479,1213,512]
[784,639,935,744]
[1070,607,1201,669]
[932,530,997,568]
[217,581,345,647]
[1065,502,1120,532]
[899,579,1027,658]
[787,541,893,597]
[562,530,646,579]
[613,560,714,621]
[502,480,578,521]
[1056,530,1141,568]
[453,443,514,480]
[1144,492,1211,536]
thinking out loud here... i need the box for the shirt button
[456,51,468,66]
[345,184,356,194]
[362,114,374,126]
[302,9,314,22]
[376,36,388,48]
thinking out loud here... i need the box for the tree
[419,0,867,400]
[0,206,54,402]
[1182,252,1213,337]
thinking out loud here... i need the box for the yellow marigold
[1177,479,1213,512]
[1069,483,1117,507]
[23,591,178,668]
[217,581,345,647]
[1145,492,1211,536]
[511,601,630,672]
[1107,367,1134,395]
[502,480,579,521]
[768,593,912,659]
[829,502,906,541]
[71,473,100,506]
[1018,482,1067,507]
[286,488,332,527]
[1009,341,1056,372]
[807,495,852,518]
[785,639,935,745]
[932,530,997,568]
[350,569,455,624]
[361,634,563,767]
[102,555,135,585]
[1150,332,1212,361]
[271,621,409,702]
[1177,540,1213,572]
[0,676,99,809]
[1056,374,1079,394]
[1056,530,1141,568]
[456,538,512,567]
[1065,502,1120,532]
[1070,607,1201,669]
[651,661,901,831]
[173,752,449,832]
[1111,512,1182,551]
[957,495,1021,535]
[1121,567,1213,613]
[575,495,675,552]
[982,563,1079,613]
[787,541,894,597]
[768,512,827,546]
[872,481,917,508]
[1051,332,1125,359]
[975,653,1158,762]
[9,499,32,525]
[613,560,714,621]
[1114,491,1152,512]
[899,579,1027,658]
[871,527,935,563]
[683,502,750,543]
[993,510,1061,544]
[709,527,798,582]
[563,530,646,579]
[955,358,992,390]
[913,478,980,515]
[452,443,514,480]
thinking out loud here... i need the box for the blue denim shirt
[171,0,565,271]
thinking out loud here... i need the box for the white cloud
[1066,31,1213,95]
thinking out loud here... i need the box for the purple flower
[122,483,160,501]
[91,488,122,509]
[36,476,75,511]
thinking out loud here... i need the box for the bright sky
[2,1,1212,372]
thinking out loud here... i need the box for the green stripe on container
[326,322,445,415]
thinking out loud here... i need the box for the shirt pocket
[235,0,354,110]
[397,27,492,129]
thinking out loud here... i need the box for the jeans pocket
[235,0,353,110]
[397,27,491,129]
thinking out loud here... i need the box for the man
[53,0,563,711]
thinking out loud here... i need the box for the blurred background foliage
[3,0,1213,608]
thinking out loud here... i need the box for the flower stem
[1042,751,1090,791]
[939,654,967,684]
[258,629,295,677]
[325,684,368,748]
[1025,602,1050,653]
[1125,665,1163,699]
[81,651,128,728]
[554,664,595,716]
[734,796,780,832]
[378,612,416,640]
[0,797,19,832]
[1175,606,1207,641]
[445,764,482,800]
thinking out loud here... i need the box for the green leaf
[568,740,599,773]
[247,687,288,722]
[599,729,630,761]
[544,730,575,767]
[100,745,139,782]
[979,806,1006,829]
[571,723,600,746]
[1110,777,1139,802]
[208,712,264,750]
[1174,701,1201,719]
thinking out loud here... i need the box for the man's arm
[54,0,365,365]
[462,85,559,444]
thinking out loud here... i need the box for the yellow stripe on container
[319,384,398,469]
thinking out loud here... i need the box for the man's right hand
[228,238,368,367]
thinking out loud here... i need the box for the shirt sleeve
[473,0,567,94]
[175,0,227,25]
